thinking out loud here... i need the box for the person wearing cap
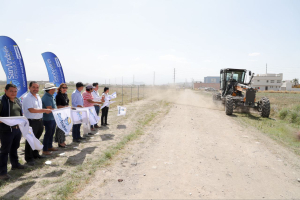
[22,81,52,166]
[41,83,58,155]
[91,82,101,129]
[0,84,26,180]
[71,82,85,143]
[82,84,103,132]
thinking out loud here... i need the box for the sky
[0,0,299,85]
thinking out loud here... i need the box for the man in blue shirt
[41,83,58,155]
[22,81,52,165]
[71,82,86,143]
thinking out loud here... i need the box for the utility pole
[153,71,155,86]
[174,68,176,85]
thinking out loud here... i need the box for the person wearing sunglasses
[55,83,69,148]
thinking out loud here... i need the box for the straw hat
[43,83,58,90]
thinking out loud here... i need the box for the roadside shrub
[294,104,300,112]
[289,111,300,124]
[279,109,289,120]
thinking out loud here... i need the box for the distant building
[204,76,220,83]
[193,81,220,90]
[281,80,300,91]
[251,73,283,91]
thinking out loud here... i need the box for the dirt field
[76,90,300,199]
[1,89,300,199]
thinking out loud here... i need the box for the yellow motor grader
[213,68,270,117]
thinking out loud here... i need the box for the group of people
[0,81,110,180]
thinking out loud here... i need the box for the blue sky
[0,0,299,85]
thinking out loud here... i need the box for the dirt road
[77,89,300,199]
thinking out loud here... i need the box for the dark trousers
[91,105,100,128]
[72,124,81,140]
[25,119,43,162]
[101,106,109,125]
[0,127,22,175]
[43,120,56,151]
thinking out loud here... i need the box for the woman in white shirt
[101,87,110,126]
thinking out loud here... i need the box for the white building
[251,73,283,91]
[281,80,300,91]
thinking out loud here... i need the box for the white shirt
[102,92,110,108]
[92,90,101,106]
[22,92,43,119]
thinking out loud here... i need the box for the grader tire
[260,97,270,118]
[225,95,234,115]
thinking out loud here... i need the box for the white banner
[71,108,89,125]
[71,107,99,125]
[109,92,117,100]
[52,107,73,135]
[87,106,100,125]
[0,116,43,150]
[117,106,127,116]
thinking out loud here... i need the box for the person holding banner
[0,84,26,180]
[42,83,58,155]
[71,82,86,143]
[92,82,101,129]
[54,83,69,148]
[101,87,110,126]
[83,84,103,132]
[22,81,52,166]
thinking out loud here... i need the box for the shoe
[88,133,95,136]
[26,161,35,166]
[34,155,46,159]
[43,151,52,155]
[58,144,66,148]
[102,124,107,126]
[0,174,11,180]
[79,137,86,140]
[11,164,26,170]
[48,148,58,151]
[105,123,110,126]
[73,139,81,143]
[94,125,101,128]
[91,128,96,131]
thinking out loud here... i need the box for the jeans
[72,124,82,140]
[91,105,100,128]
[25,119,43,162]
[43,120,56,151]
[0,127,22,175]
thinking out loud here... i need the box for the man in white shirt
[22,81,52,166]
[91,82,101,128]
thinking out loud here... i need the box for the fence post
[122,77,123,105]
[131,86,132,103]
[138,85,139,101]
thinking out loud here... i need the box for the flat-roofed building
[204,76,220,83]
[251,73,283,91]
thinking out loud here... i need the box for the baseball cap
[76,82,85,88]
[86,84,95,89]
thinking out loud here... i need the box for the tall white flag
[0,116,43,150]
[52,107,73,135]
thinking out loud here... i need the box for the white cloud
[25,38,33,42]
[97,54,109,60]
[132,57,140,61]
[159,54,190,64]
[203,60,212,63]
[248,52,260,56]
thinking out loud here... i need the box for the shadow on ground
[1,181,35,200]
